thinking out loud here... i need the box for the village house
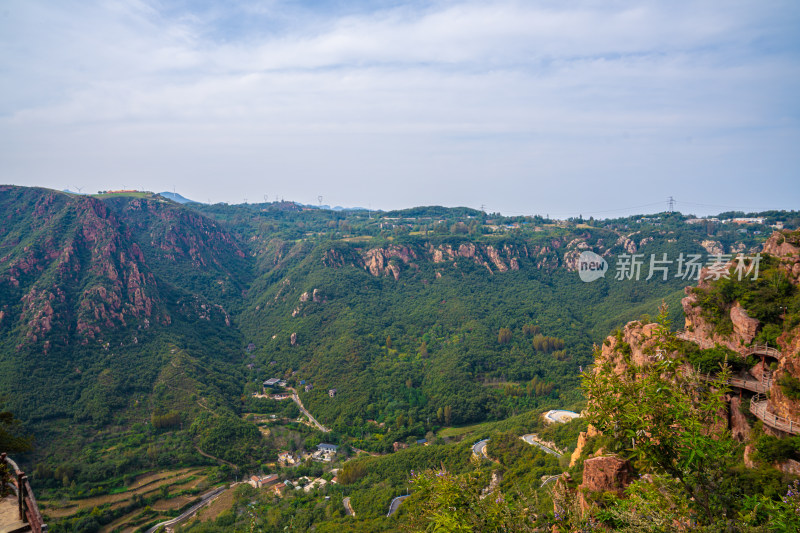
[271,482,286,496]
[278,451,297,466]
[313,443,338,462]
[263,378,280,389]
[248,473,279,488]
[303,478,327,493]
[271,392,292,400]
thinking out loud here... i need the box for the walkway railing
[700,373,770,394]
[675,333,783,362]
[750,394,800,436]
[743,344,782,360]
[1,453,47,532]
[727,376,770,394]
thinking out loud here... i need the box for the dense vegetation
[1,186,797,531]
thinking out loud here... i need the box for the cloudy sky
[1,1,798,217]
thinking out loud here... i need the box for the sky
[1,0,798,218]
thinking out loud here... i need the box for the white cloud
[0,0,798,214]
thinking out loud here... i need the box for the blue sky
[1,0,798,217]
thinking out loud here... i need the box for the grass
[91,191,154,199]
[340,235,375,243]
[437,421,493,438]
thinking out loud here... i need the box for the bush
[754,435,800,463]
[778,374,800,401]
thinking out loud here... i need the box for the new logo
[578,251,608,282]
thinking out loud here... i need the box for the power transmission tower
[318,195,323,207]
[668,196,675,213]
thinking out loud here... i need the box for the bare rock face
[681,288,756,351]
[596,321,661,375]
[484,245,508,272]
[763,231,800,259]
[290,332,297,346]
[570,424,600,467]
[744,444,756,468]
[360,245,417,279]
[778,459,800,476]
[614,235,638,254]
[767,361,800,422]
[700,240,724,255]
[327,242,532,278]
[729,395,752,442]
[730,303,759,344]
[579,456,633,511]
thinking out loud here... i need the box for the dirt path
[194,446,239,471]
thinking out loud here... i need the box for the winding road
[387,495,409,517]
[521,434,562,457]
[145,485,228,533]
[472,439,490,459]
[288,387,331,433]
[343,496,356,517]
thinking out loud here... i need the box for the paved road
[387,495,409,517]
[521,434,562,457]
[540,474,562,488]
[543,410,580,424]
[472,439,490,459]
[288,388,331,433]
[343,496,355,517]
[145,486,227,533]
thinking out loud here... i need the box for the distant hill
[0,184,787,510]
[158,191,199,204]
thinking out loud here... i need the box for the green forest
[0,186,797,531]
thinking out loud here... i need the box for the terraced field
[40,468,209,526]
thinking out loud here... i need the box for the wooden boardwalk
[750,394,800,435]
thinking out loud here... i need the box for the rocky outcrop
[322,242,531,278]
[570,425,600,467]
[595,321,662,374]
[730,304,759,344]
[763,231,800,260]
[777,459,800,476]
[682,287,759,351]
[766,355,800,423]
[700,240,724,255]
[0,190,165,349]
[579,456,633,511]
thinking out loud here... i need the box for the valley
[0,186,798,531]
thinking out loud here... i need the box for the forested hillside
[0,185,793,530]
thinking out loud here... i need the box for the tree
[498,328,512,345]
[582,305,744,528]
[0,403,31,453]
